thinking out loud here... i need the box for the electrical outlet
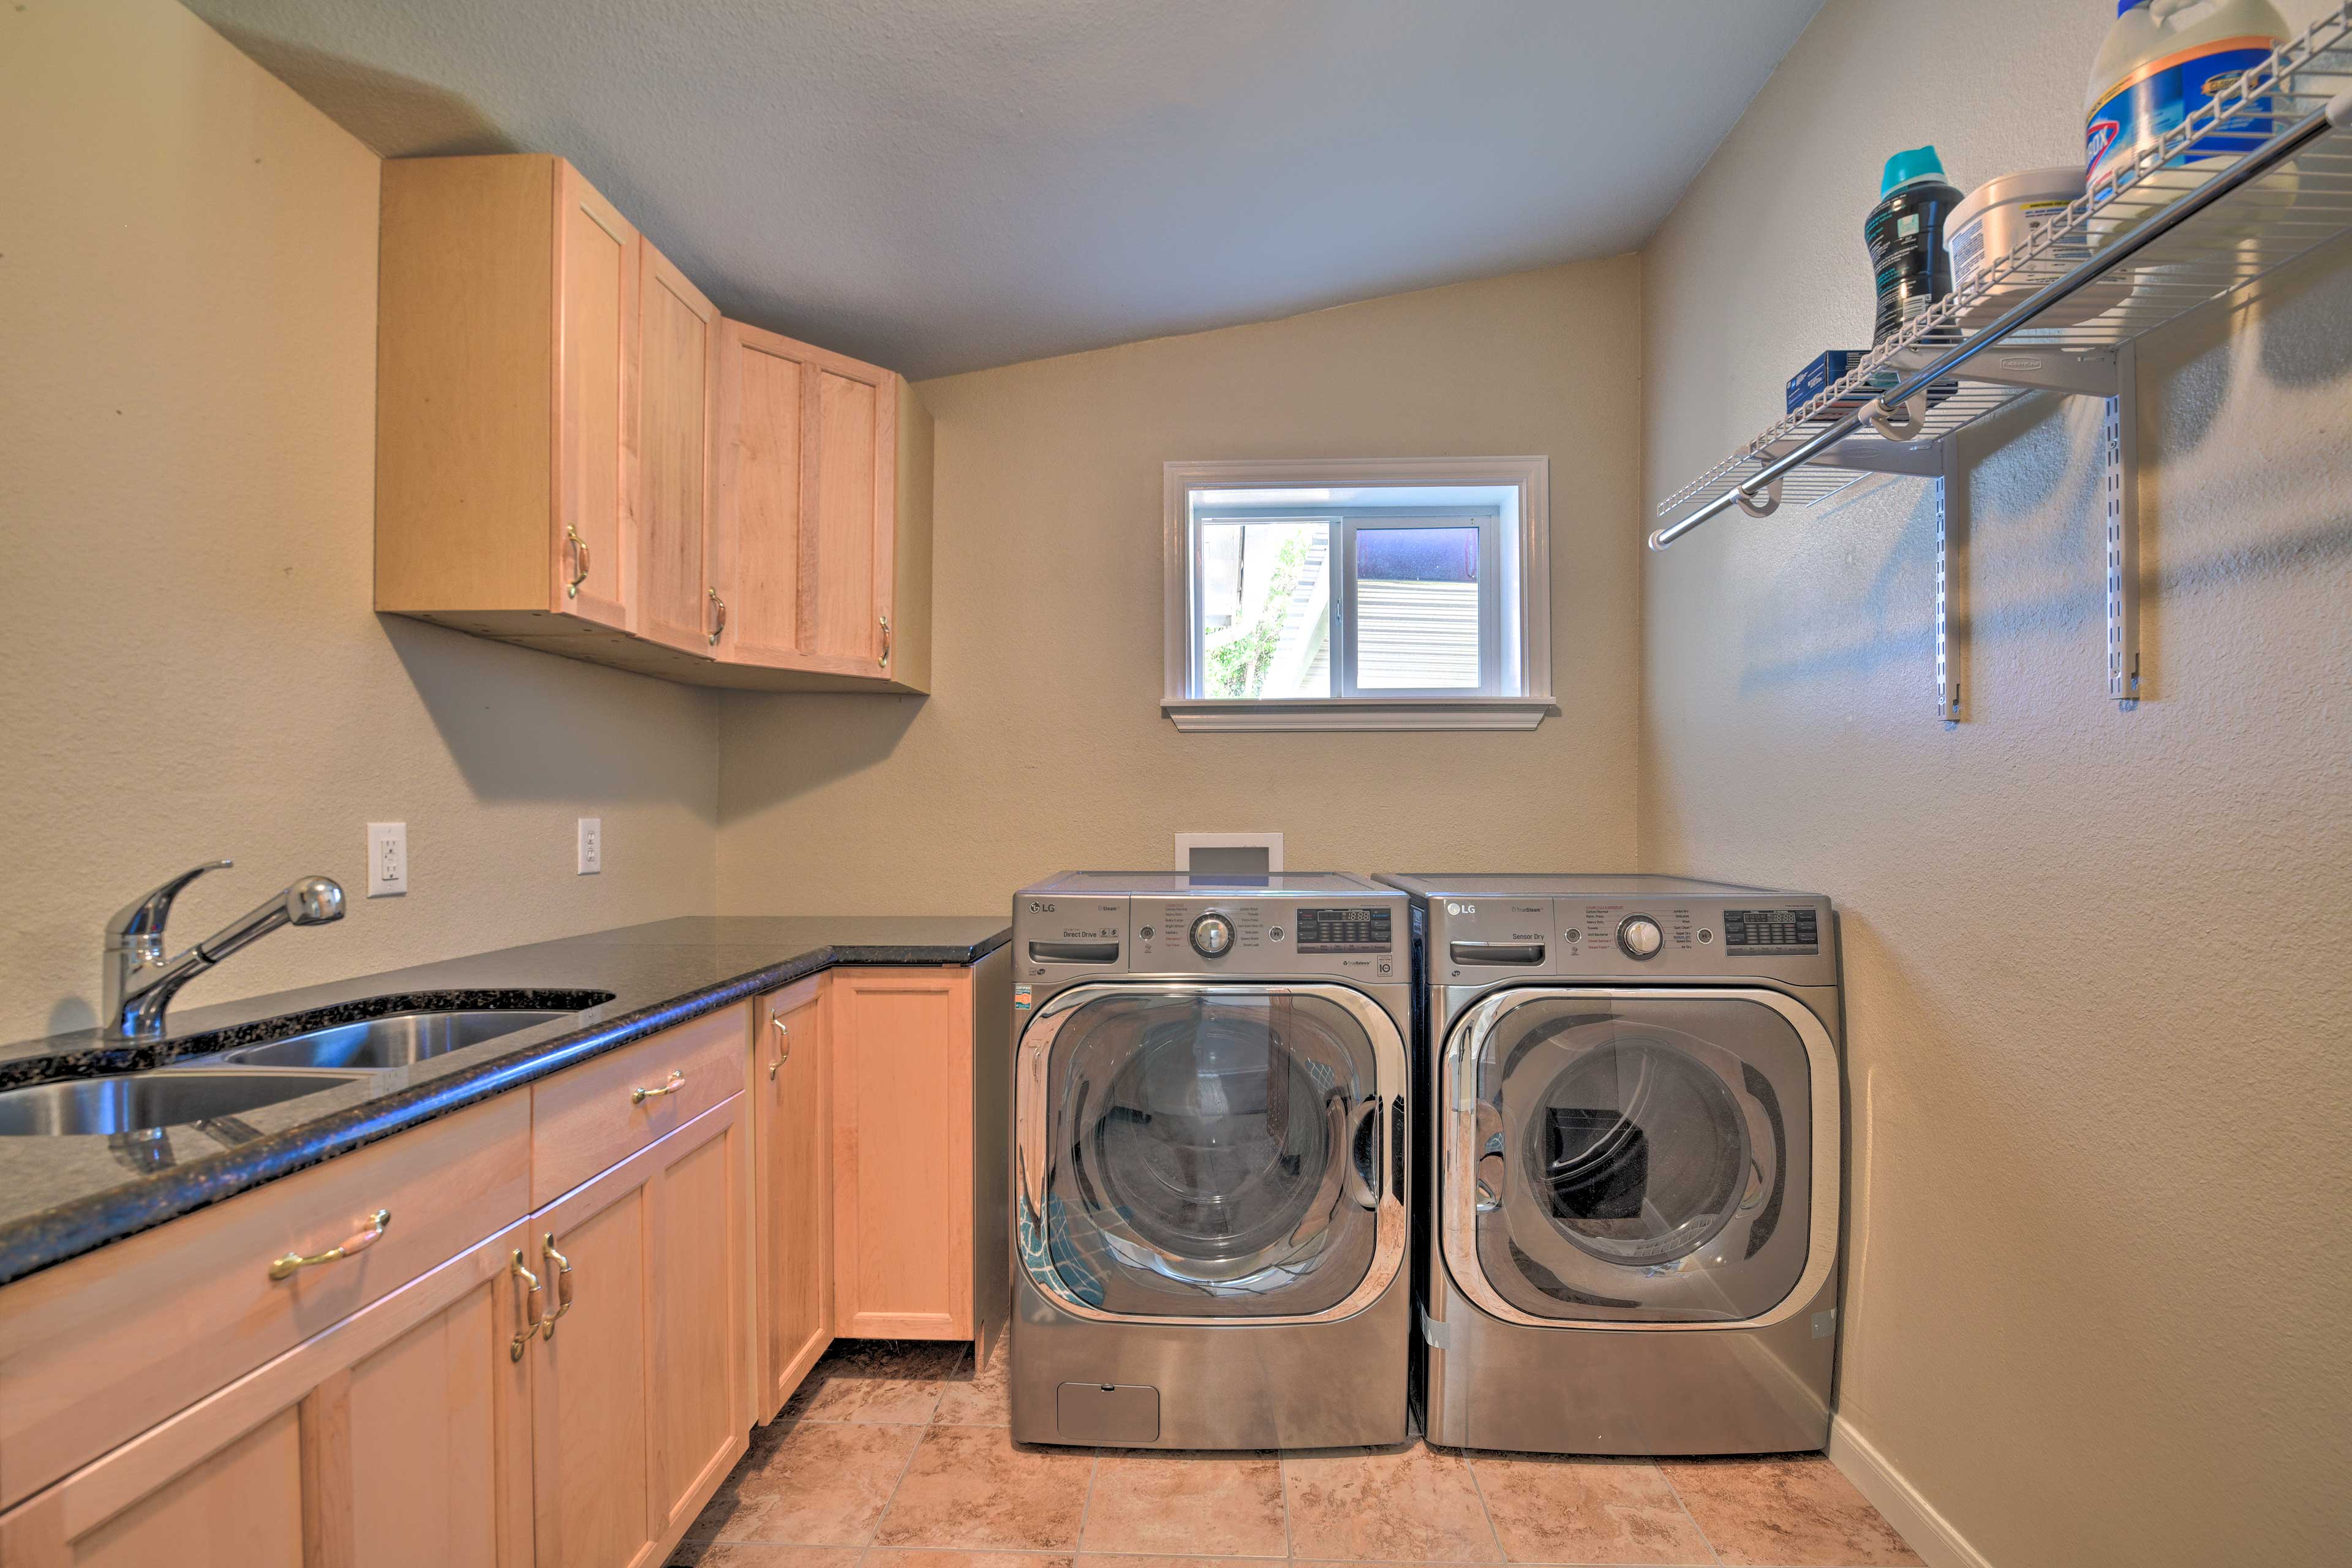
[577,816,602,875]
[367,822,408,897]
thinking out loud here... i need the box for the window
[1163,458,1553,730]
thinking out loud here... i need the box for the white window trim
[1162,456,1555,731]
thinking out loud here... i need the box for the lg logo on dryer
[1445,902,1477,916]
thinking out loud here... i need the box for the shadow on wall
[714,690,925,824]
[210,24,518,158]
[1727,241,2352,700]
[383,616,721,816]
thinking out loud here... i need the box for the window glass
[1354,525,1480,690]
[1197,521,1330,699]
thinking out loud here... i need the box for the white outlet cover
[577,816,602,875]
[367,821,408,897]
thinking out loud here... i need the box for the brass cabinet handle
[631,1070,685,1105]
[269,1208,391,1281]
[878,612,891,667]
[566,526,591,597]
[510,1250,543,1360]
[540,1233,575,1335]
[769,1014,790,1080]
[707,586,727,646]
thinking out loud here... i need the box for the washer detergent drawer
[1058,1382,1159,1444]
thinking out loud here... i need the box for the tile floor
[674,1342,1923,1568]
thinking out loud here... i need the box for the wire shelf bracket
[1652,6,2352,715]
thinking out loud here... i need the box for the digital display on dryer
[1724,907,1820,955]
[1295,907,1393,953]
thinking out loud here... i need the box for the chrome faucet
[104,861,345,1039]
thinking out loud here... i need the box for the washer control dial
[1618,915,1664,960]
[1189,912,1235,958]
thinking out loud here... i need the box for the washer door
[1019,982,1406,1322]
[1444,989,1826,1324]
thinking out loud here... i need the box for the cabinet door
[530,1096,748,1568]
[710,322,808,668]
[0,1223,533,1568]
[832,968,972,1339]
[633,241,721,655]
[755,977,832,1420]
[553,160,636,629]
[804,356,898,673]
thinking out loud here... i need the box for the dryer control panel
[1421,893,1837,987]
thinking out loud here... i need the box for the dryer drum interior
[1462,994,1812,1324]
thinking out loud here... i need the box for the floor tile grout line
[1652,1463,1725,1568]
[863,1412,938,1552]
[1072,1441,1106,1555]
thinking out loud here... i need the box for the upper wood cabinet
[712,320,934,690]
[379,155,642,638]
[633,244,722,656]
[376,154,932,693]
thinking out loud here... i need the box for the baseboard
[1828,1415,1996,1568]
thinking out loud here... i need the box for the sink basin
[211,1008,578,1071]
[0,1068,371,1137]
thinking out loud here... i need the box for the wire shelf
[1655,4,2352,543]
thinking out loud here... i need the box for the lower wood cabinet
[527,1095,750,1568]
[0,956,1003,1564]
[827,953,1011,1359]
[0,1219,534,1567]
[753,976,832,1422]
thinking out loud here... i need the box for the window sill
[1162,697,1554,732]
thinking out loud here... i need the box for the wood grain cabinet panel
[709,322,935,691]
[632,242,721,656]
[527,1096,750,1568]
[831,968,974,1341]
[0,1095,529,1512]
[752,975,832,1420]
[0,1222,534,1568]
[377,154,641,635]
[379,157,930,693]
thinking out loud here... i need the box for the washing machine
[1379,874,1844,1455]
[1008,872,1412,1449]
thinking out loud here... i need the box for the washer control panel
[1129,894,1403,981]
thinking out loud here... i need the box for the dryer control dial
[1189,913,1235,958]
[1618,915,1664,959]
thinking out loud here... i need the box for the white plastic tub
[1948,166,2108,326]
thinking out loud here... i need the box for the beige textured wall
[0,0,720,1043]
[715,259,1644,912]
[1642,2,2351,1564]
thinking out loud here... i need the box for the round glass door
[1458,994,1813,1323]
[1032,986,1395,1319]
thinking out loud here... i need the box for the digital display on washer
[1295,907,1393,954]
[1724,907,1820,955]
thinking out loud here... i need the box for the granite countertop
[0,915,1009,1288]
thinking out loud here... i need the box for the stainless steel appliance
[1009,872,1412,1449]
[1380,874,1843,1455]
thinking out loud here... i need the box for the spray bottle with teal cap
[1864,145,1962,345]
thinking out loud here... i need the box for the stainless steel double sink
[0,1003,594,1137]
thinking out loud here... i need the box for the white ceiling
[187,0,1824,379]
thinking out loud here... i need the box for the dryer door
[1018,982,1406,1322]
[1442,988,1833,1325]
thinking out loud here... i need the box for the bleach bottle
[2086,0,2289,195]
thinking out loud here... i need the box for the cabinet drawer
[532,1002,748,1204]
[0,1092,530,1511]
